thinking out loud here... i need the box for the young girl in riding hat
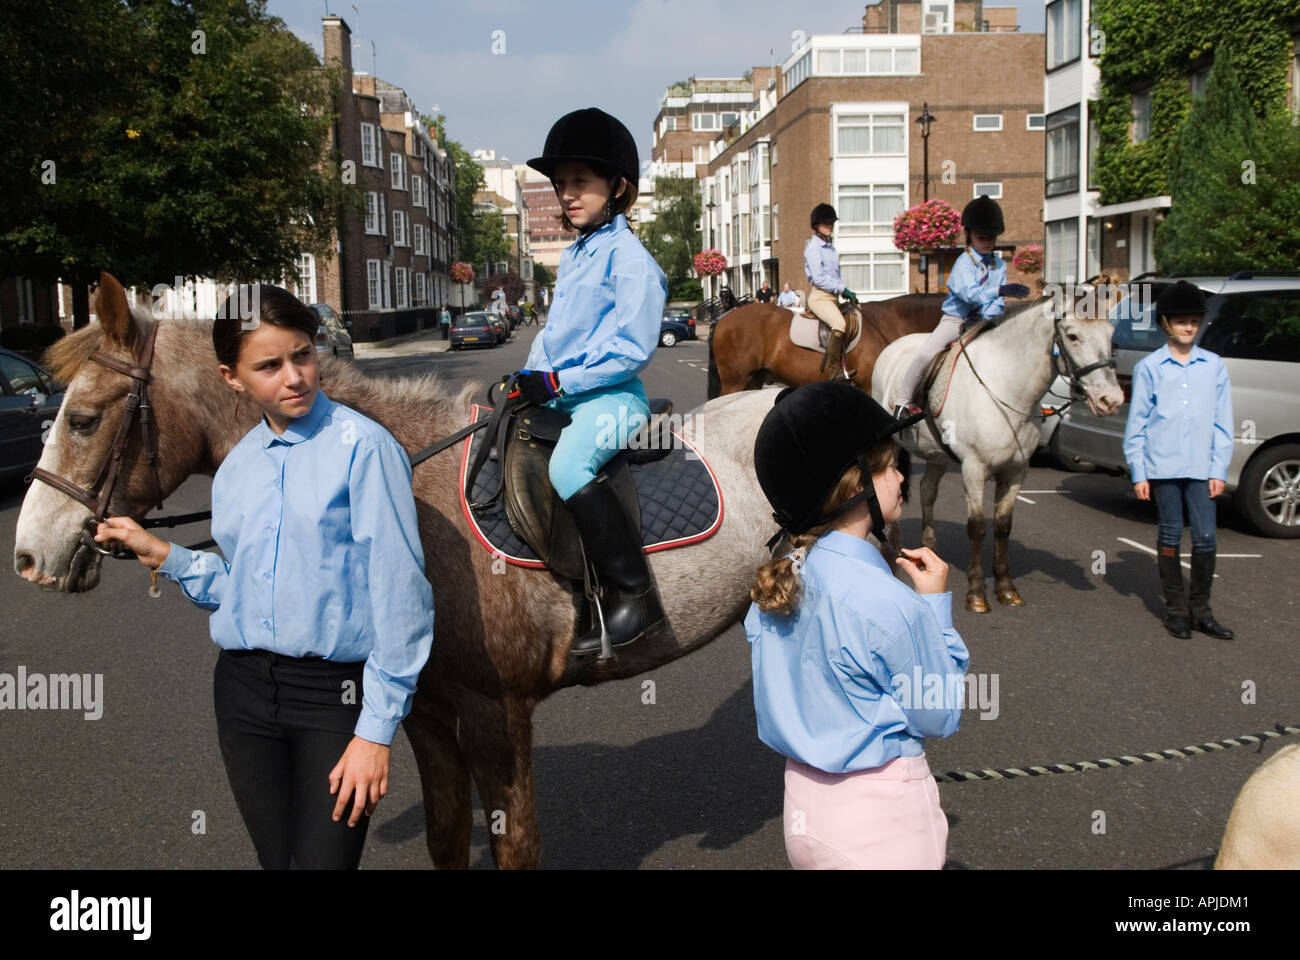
[747,383,968,869]
[1123,280,1234,641]
[93,285,434,868]
[804,203,857,379]
[507,107,669,658]
[892,195,1030,418]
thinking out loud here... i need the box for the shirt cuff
[1129,464,1147,483]
[919,592,954,631]
[156,542,190,580]
[354,710,397,747]
[555,366,584,395]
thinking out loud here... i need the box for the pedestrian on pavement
[440,303,451,340]
[93,285,435,869]
[747,382,966,869]
[1123,280,1235,640]
[756,281,774,303]
[776,283,800,310]
[506,106,668,659]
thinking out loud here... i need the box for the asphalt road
[3,323,1297,870]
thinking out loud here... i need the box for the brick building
[522,170,575,281]
[320,16,457,339]
[697,0,1043,301]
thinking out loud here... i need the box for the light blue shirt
[941,247,1007,322]
[157,390,434,745]
[776,290,799,308]
[744,530,969,774]
[803,233,843,294]
[524,213,666,396]
[1123,344,1234,483]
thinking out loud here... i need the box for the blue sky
[269,0,1046,166]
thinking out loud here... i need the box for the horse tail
[707,321,721,399]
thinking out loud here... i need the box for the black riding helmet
[810,203,838,228]
[962,195,1005,235]
[755,382,924,547]
[527,107,639,186]
[1155,280,1207,326]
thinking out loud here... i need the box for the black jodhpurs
[213,648,371,869]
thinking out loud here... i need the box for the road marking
[1016,495,1036,504]
[1116,537,1226,576]
[1019,490,1063,494]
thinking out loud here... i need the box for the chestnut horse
[14,274,784,869]
[706,293,944,398]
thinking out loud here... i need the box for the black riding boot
[821,330,845,377]
[566,475,666,658]
[1157,546,1191,638]
[1188,550,1234,639]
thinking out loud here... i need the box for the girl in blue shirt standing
[94,286,434,868]
[747,382,968,869]
[1123,281,1234,640]
[506,107,669,658]
[892,195,1029,418]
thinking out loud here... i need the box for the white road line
[1019,490,1063,494]
[1016,495,1036,504]
[1116,537,1218,576]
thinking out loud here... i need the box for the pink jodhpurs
[782,754,949,870]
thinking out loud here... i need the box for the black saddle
[465,379,674,582]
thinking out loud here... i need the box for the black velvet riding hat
[961,195,1005,235]
[1155,280,1207,324]
[754,382,923,539]
[527,107,639,186]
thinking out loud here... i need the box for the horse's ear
[94,272,135,346]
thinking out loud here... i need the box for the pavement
[351,326,452,357]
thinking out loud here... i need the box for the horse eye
[1067,334,1081,343]
[68,414,99,433]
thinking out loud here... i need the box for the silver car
[309,303,355,361]
[1055,274,1300,538]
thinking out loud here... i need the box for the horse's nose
[15,550,36,578]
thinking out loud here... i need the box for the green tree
[638,174,702,300]
[533,261,554,290]
[1155,47,1300,273]
[473,207,510,278]
[0,0,355,325]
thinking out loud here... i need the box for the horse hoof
[997,589,1025,606]
[966,595,990,613]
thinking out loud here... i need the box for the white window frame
[1131,87,1153,143]
[414,271,427,305]
[366,260,382,309]
[361,123,379,167]
[395,267,408,309]
[292,253,317,304]
[413,223,425,256]
[836,183,906,236]
[1044,218,1079,284]
[834,112,906,157]
[411,175,424,207]
[973,182,1003,199]
[1046,0,1082,72]
[392,210,408,247]
[973,114,1003,131]
[364,192,379,233]
[1027,113,1046,130]
[840,252,906,295]
[391,153,406,190]
[692,112,720,132]
[383,262,392,309]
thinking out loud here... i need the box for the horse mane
[43,310,210,384]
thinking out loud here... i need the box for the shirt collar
[259,389,334,447]
[969,247,997,267]
[573,213,628,258]
[811,232,834,248]
[1154,343,1207,365]
[810,529,892,575]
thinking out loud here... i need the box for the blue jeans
[1150,478,1216,552]
[545,377,650,500]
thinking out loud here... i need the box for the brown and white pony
[13,274,782,868]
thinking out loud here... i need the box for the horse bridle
[1051,314,1117,402]
[28,321,169,557]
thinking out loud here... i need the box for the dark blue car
[0,347,63,480]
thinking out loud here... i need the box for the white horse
[873,294,1123,611]
[1216,743,1300,869]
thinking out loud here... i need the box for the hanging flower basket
[892,199,963,254]
[1011,244,1043,275]
[693,249,728,276]
[450,261,475,284]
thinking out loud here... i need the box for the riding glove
[998,283,1030,299]
[509,369,564,405]
[841,289,859,303]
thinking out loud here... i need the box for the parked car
[663,307,697,341]
[450,312,500,350]
[308,304,354,361]
[660,315,693,348]
[505,305,525,330]
[487,312,509,344]
[1054,273,1300,537]
[0,347,63,481]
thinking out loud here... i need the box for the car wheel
[1049,426,1094,472]
[660,331,677,348]
[1237,442,1300,538]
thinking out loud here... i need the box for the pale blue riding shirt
[157,390,435,745]
[744,530,969,774]
[804,234,844,295]
[1123,344,1234,483]
[941,247,1007,323]
[524,213,666,396]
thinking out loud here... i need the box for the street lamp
[916,102,936,292]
